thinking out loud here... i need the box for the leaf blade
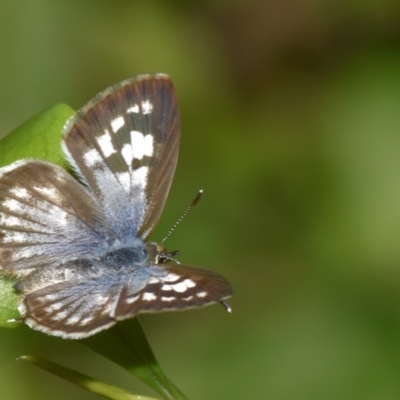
[0,103,75,167]
[19,355,158,400]
[82,319,188,400]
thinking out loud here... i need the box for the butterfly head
[146,242,180,264]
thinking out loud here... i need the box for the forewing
[19,263,232,339]
[63,74,180,240]
[0,160,113,271]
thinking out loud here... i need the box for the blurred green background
[2,1,400,399]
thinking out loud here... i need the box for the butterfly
[0,74,232,339]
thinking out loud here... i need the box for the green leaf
[0,104,75,327]
[0,103,75,168]
[82,319,188,400]
[18,355,159,400]
[0,275,19,327]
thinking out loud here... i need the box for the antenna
[161,190,203,244]
[220,300,232,313]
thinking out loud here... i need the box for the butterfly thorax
[101,241,173,267]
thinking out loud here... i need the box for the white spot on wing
[51,310,68,321]
[120,132,153,170]
[143,292,157,301]
[126,295,140,304]
[0,215,22,227]
[197,291,207,298]
[2,231,30,243]
[158,279,196,294]
[33,186,57,197]
[45,302,63,313]
[121,143,133,166]
[10,187,30,199]
[110,116,125,133]
[163,273,180,282]
[130,131,154,160]
[43,294,58,301]
[142,100,153,114]
[127,104,139,113]
[3,199,21,212]
[98,131,117,157]
[18,303,26,315]
[183,279,196,288]
[83,149,103,167]
[171,282,187,293]
[65,315,80,325]
[161,296,174,302]
[127,101,153,114]
[80,316,94,326]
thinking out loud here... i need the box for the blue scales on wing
[0,160,114,271]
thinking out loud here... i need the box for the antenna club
[192,189,204,206]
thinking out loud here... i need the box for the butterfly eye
[156,249,180,264]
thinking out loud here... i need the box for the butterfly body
[0,74,232,339]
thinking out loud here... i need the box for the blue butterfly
[0,74,232,339]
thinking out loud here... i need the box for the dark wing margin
[0,160,113,271]
[62,74,180,240]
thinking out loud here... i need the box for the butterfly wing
[20,262,232,338]
[0,160,114,272]
[62,74,180,240]
[114,263,233,317]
